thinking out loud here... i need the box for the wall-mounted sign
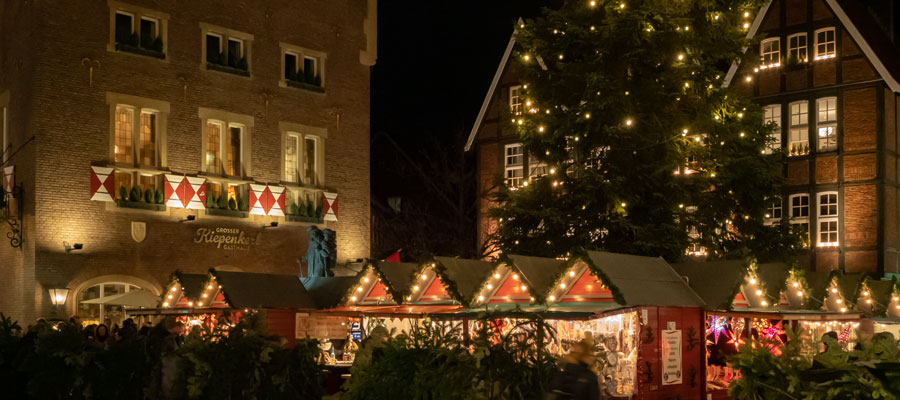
[193,227,258,250]
[661,329,682,385]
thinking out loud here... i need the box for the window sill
[115,43,166,59]
[206,63,251,77]
[117,200,167,212]
[205,208,249,218]
[286,215,323,224]
[285,79,325,93]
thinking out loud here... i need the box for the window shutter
[90,166,116,202]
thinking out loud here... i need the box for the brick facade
[0,0,376,323]
[467,0,900,276]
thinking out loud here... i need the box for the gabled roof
[210,271,317,310]
[375,261,420,301]
[173,272,209,301]
[585,251,705,308]
[465,24,519,152]
[508,254,568,298]
[300,276,357,309]
[672,260,748,310]
[724,0,900,92]
[433,256,496,305]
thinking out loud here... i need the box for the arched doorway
[71,275,159,326]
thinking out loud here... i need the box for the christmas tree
[488,0,803,261]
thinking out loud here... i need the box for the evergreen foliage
[489,0,803,261]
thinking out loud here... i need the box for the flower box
[286,80,325,93]
[207,63,250,77]
[286,215,324,224]
[205,208,249,218]
[115,43,165,59]
[117,200,166,212]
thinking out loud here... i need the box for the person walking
[545,339,601,400]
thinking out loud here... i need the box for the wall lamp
[180,215,197,223]
[49,288,70,306]
[263,221,278,229]
[63,241,83,252]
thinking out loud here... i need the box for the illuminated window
[504,143,523,187]
[76,281,143,326]
[284,133,300,183]
[304,136,319,186]
[817,192,838,247]
[114,107,134,164]
[509,85,522,115]
[815,28,835,60]
[816,97,837,152]
[788,33,808,62]
[789,101,808,155]
[760,38,780,67]
[224,125,241,176]
[138,112,157,167]
[762,104,781,153]
[204,121,222,174]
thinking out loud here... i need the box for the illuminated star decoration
[707,316,730,343]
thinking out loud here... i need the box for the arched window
[76,281,145,326]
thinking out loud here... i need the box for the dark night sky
[370,1,549,195]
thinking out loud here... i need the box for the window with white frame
[789,101,809,155]
[76,281,144,325]
[304,136,319,186]
[760,38,780,68]
[281,44,326,89]
[201,23,252,74]
[529,159,549,181]
[510,85,522,115]
[815,28,836,60]
[816,97,837,152]
[763,104,782,153]
[789,193,810,246]
[109,94,168,198]
[284,133,300,184]
[504,143,524,187]
[817,192,838,247]
[788,33,808,62]
[109,2,167,57]
[765,197,782,221]
[199,108,252,179]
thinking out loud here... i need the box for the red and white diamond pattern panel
[89,166,116,202]
[322,192,338,221]
[3,166,13,195]
[249,184,286,216]
[164,175,207,209]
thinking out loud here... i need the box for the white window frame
[303,135,321,187]
[509,85,522,115]
[200,23,254,74]
[789,193,810,246]
[762,104,782,153]
[817,191,839,247]
[765,197,783,223]
[504,143,524,188]
[279,43,327,89]
[788,33,808,63]
[199,108,253,178]
[760,38,781,68]
[107,2,169,56]
[816,97,838,152]
[284,132,301,184]
[789,101,809,156]
[814,28,836,60]
[279,121,327,188]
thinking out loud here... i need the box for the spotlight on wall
[263,221,278,229]
[63,242,83,252]
[180,215,197,223]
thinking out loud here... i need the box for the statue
[300,226,337,277]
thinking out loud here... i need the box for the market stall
[672,260,883,399]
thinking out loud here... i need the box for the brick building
[466,0,900,274]
[0,0,376,324]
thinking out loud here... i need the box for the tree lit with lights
[489,0,803,261]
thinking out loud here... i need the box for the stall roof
[672,260,746,310]
[585,251,705,308]
[174,272,209,301]
[301,276,357,309]
[375,261,420,300]
[211,271,317,310]
[508,255,568,297]
[429,302,627,319]
[433,256,496,305]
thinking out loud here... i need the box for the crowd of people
[24,315,187,349]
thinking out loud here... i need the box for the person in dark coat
[546,339,601,400]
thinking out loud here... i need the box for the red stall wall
[636,306,704,400]
[263,309,299,347]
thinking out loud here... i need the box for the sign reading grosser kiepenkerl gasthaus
[193,227,258,250]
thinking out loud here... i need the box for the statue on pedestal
[300,226,337,277]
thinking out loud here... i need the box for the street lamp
[49,288,70,306]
